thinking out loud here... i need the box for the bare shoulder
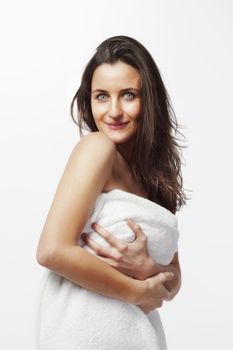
[65,131,117,184]
[36,131,117,264]
[74,131,117,156]
[66,131,117,185]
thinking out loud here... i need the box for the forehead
[91,61,141,90]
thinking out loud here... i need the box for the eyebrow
[92,88,140,94]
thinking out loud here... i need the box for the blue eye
[96,94,108,101]
[95,92,136,101]
[124,92,136,100]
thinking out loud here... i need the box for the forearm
[40,245,141,304]
[142,257,181,300]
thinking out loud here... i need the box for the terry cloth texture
[36,189,179,350]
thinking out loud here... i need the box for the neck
[116,145,132,164]
[116,138,136,164]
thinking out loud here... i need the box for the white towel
[36,189,179,350]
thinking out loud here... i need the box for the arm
[36,132,173,312]
[82,219,181,301]
[123,219,182,300]
[144,252,182,300]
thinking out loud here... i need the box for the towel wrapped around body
[36,189,180,350]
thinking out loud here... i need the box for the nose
[108,98,123,118]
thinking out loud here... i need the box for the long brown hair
[70,35,188,214]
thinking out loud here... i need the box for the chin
[108,132,137,145]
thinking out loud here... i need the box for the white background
[0,0,232,349]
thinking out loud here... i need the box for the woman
[36,35,186,349]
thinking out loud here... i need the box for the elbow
[36,245,58,268]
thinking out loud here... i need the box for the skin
[91,61,142,163]
[36,61,181,315]
[36,132,175,314]
[87,61,181,301]
[81,221,181,300]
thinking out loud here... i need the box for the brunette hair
[70,35,188,213]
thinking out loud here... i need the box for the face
[91,61,142,146]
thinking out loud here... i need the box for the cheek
[91,101,108,119]
[124,101,141,119]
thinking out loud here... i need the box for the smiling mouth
[107,122,128,125]
[106,122,129,130]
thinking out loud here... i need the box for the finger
[125,218,146,240]
[92,223,127,252]
[155,272,174,285]
[94,255,117,267]
[83,234,121,260]
[160,284,172,301]
[150,279,171,301]
[156,299,164,309]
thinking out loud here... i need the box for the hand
[81,218,156,280]
[135,272,174,314]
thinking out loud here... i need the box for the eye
[96,94,108,101]
[124,92,136,100]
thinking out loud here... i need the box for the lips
[106,122,129,130]
[107,122,128,126]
